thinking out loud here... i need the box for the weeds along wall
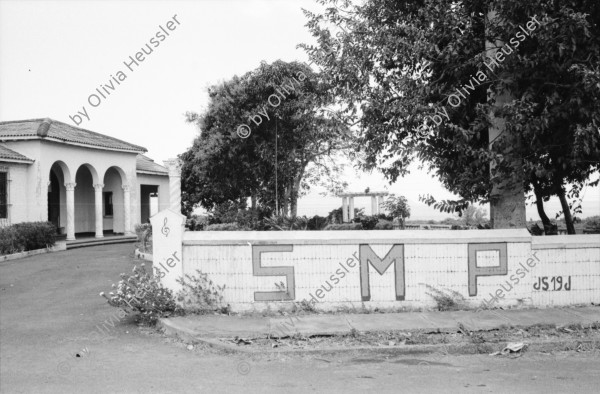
[151,210,600,312]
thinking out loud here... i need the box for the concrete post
[371,196,378,215]
[342,197,348,223]
[164,158,182,213]
[122,184,132,235]
[65,182,76,241]
[93,183,104,238]
[349,197,355,221]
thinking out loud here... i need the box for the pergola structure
[338,191,389,222]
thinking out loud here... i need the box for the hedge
[324,223,363,230]
[0,222,57,255]
[204,223,250,231]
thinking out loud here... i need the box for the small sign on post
[149,208,186,293]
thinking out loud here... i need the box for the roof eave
[136,170,169,176]
[0,158,34,164]
[0,135,146,154]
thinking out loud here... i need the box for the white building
[0,118,179,241]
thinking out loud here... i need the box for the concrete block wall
[166,228,600,312]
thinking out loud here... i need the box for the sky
[1,0,598,220]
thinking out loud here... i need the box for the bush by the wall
[186,215,209,231]
[307,215,329,230]
[324,223,363,230]
[375,220,394,230]
[134,223,152,252]
[101,263,179,325]
[0,222,56,255]
[353,215,379,230]
[204,223,249,231]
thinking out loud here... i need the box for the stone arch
[101,166,129,234]
[47,161,72,234]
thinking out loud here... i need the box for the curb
[0,242,67,263]
[157,318,600,357]
[134,248,153,261]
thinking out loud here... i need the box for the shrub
[354,215,379,230]
[0,222,56,255]
[425,285,466,311]
[307,215,329,230]
[377,213,394,221]
[134,223,152,252]
[324,223,363,230]
[101,263,179,325]
[263,215,309,231]
[205,223,248,231]
[176,270,228,314]
[375,219,394,230]
[186,215,209,231]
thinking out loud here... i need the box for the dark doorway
[140,185,158,223]
[48,170,60,230]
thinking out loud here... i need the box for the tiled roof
[136,154,168,175]
[0,144,33,163]
[0,118,147,153]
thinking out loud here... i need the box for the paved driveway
[2,244,600,393]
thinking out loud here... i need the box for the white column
[163,158,182,212]
[349,197,355,220]
[122,184,132,235]
[371,196,378,215]
[378,195,384,214]
[342,197,348,223]
[94,183,104,238]
[65,182,76,241]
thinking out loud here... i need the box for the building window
[103,192,113,217]
[0,171,7,219]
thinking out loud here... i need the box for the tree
[302,0,600,230]
[461,205,488,227]
[181,60,350,216]
[382,195,411,228]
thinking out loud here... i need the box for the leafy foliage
[302,0,600,227]
[353,214,379,230]
[0,222,56,255]
[181,60,351,217]
[381,195,411,227]
[324,223,363,230]
[176,270,228,314]
[307,215,329,230]
[101,264,179,325]
[134,223,152,252]
[204,223,249,231]
[263,215,309,231]
[424,285,467,311]
[374,219,394,229]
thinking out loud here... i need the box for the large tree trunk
[290,176,302,218]
[557,187,576,234]
[534,187,551,226]
[486,10,526,229]
[282,185,290,217]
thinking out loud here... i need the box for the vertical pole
[163,159,182,213]
[349,197,355,221]
[122,185,132,235]
[371,195,377,216]
[94,183,104,238]
[342,197,348,223]
[65,182,76,241]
